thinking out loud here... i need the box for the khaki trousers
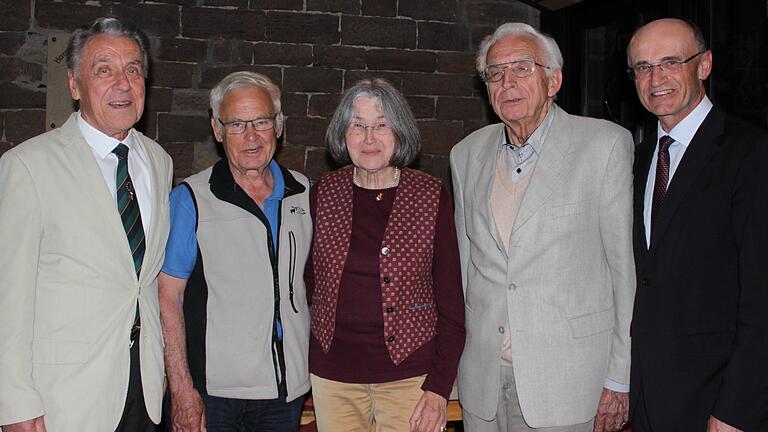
[310,373,426,432]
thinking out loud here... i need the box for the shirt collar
[76,111,137,157]
[500,105,555,155]
[657,95,713,148]
[266,160,285,202]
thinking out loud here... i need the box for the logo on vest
[290,206,306,215]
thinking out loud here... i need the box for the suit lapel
[633,137,654,253]
[513,105,570,233]
[649,108,725,254]
[135,135,165,286]
[471,124,508,255]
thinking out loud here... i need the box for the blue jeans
[202,394,304,432]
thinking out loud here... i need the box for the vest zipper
[288,230,299,313]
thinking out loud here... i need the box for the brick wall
[0,0,538,182]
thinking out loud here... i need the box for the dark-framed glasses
[481,60,550,82]
[218,114,278,134]
[348,121,392,136]
[627,51,705,80]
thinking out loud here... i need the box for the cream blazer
[0,113,172,431]
[450,105,635,428]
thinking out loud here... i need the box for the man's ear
[211,116,223,142]
[274,112,284,138]
[67,70,80,101]
[697,49,713,81]
[547,69,563,98]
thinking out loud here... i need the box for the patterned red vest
[311,166,442,365]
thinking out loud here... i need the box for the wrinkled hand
[2,416,47,432]
[707,416,742,432]
[170,388,206,432]
[593,388,629,432]
[409,391,447,432]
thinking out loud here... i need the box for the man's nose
[501,71,517,89]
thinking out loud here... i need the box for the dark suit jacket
[630,106,768,431]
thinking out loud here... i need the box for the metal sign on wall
[46,33,74,131]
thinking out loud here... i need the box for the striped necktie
[651,135,674,232]
[112,143,145,276]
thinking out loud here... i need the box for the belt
[130,317,141,342]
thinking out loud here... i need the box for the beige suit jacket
[450,105,635,427]
[0,113,172,431]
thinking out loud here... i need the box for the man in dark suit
[627,18,768,432]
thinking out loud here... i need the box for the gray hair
[687,20,708,52]
[210,71,282,126]
[476,22,563,77]
[66,16,150,80]
[326,78,420,168]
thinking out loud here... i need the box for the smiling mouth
[651,89,674,97]
[109,101,132,108]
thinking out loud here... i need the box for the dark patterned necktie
[651,135,674,232]
[112,143,145,276]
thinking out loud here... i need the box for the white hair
[476,22,563,77]
[210,71,282,122]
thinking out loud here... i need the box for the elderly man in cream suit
[0,17,172,432]
[450,23,635,432]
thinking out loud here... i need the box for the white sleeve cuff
[604,378,629,393]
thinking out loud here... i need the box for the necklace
[353,167,401,201]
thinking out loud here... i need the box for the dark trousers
[201,394,304,432]
[115,340,157,432]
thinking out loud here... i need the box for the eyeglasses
[218,114,277,134]
[481,60,550,82]
[347,122,392,136]
[627,51,705,80]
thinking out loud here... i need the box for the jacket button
[642,278,650,287]
[381,246,390,255]
[508,283,517,291]
[387,336,395,342]
[383,276,390,283]
[386,307,394,313]
[498,326,505,334]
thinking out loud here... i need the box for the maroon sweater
[305,182,465,399]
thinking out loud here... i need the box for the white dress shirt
[643,96,713,246]
[77,112,153,236]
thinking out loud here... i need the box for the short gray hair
[210,71,282,125]
[67,16,150,80]
[476,22,563,77]
[326,78,420,168]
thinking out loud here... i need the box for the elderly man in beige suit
[0,17,172,432]
[450,23,635,432]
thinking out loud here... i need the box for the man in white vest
[158,71,312,432]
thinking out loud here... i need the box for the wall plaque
[46,33,74,131]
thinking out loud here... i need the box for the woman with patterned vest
[305,78,466,432]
